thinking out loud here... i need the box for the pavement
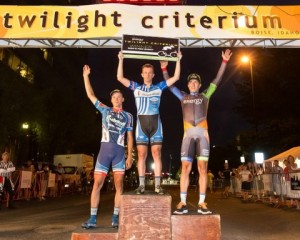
[0,186,300,240]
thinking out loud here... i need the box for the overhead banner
[0,4,300,39]
[122,35,179,61]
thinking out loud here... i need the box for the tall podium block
[171,214,221,240]
[118,192,172,240]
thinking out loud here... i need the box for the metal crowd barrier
[1,170,82,205]
[219,172,300,208]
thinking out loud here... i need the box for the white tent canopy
[264,146,300,162]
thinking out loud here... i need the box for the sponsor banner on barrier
[48,173,56,188]
[122,35,179,61]
[0,5,300,39]
[291,173,300,190]
[20,171,32,189]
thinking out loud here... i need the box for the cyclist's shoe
[112,214,119,228]
[135,185,145,195]
[173,202,188,214]
[81,218,96,229]
[155,186,165,195]
[198,202,212,215]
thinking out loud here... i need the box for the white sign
[48,173,56,188]
[20,171,32,189]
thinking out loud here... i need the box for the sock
[139,176,145,186]
[198,193,206,205]
[113,207,120,216]
[155,176,161,188]
[90,208,98,221]
[180,192,187,204]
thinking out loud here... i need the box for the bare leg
[113,173,124,208]
[137,145,148,179]
[198,160,208,198]
[180,161,192,195]
[151,145,162,178]
[90,174,106,208]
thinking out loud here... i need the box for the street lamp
[241,55,257,135]
[22,122,29,129]
[254,152,264,164]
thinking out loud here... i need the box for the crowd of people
[0,157,94,209]
[215,157,300,209]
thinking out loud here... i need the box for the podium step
[118,192,172,240]
[171,214,221,240]
[71,232,118,240]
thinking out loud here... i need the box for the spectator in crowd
[282,159,292,206]
[288,155,298,172]
[219,162,232,198]
[56,163,65,197]
[22,160,35,201]
[80,167,88,195]
[283,159,291,182]
[239,164,253,202]
[88,169,94,194]
[36,163,46,201]
[42,164,50,199]
[269,160,283,206]
[0,151,16,209]
[207,170,214,194]
[254,164,264,200]
[117,51,181,195]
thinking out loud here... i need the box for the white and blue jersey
[95,100,133,147]
[128,80,167,145]
[129,80,168,115]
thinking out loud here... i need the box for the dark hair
[187,73,201,83]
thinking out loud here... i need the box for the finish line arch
[1,4,300,48]
[1,38,300,48]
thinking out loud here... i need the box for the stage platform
[71,191,221,240]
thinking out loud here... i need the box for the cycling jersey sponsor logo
[150,97,159,108]
[183,98,203,104]
[135,89,161,97]
[106,115,126,129]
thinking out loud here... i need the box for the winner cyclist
[117,51,182,194]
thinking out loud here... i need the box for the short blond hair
[142,64,154,71]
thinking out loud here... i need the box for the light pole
[241,55,257,135]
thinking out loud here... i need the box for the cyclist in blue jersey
[81,65,134,229]
[160,49,232,214]
[117,51,182,194]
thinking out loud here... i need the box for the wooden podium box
[171,214,221,240]
[118,192,172,240]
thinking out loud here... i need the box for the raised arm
[160,59,184,100]
[211,49,232,86]
[83,65,98,104]
[117,51,131,88]
[160,60,170,80]
[165,52,182,87]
